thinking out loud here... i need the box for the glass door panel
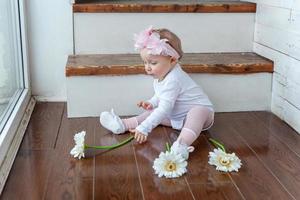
[0,0,24,133]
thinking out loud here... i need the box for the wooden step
[66,53,273,77]
[73,1,256,13]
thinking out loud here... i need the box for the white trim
[0,97,35,194]
[33,96,67,102]
[19,0,31,89]
[0,90,31,164]
[0,90,23,133]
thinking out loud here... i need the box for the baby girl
[100,26,214,160]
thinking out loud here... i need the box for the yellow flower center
[218,157,231,166]
[164,161,177,172]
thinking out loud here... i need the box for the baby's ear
[170,57,177,65]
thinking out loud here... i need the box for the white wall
[243,0,300,133]
[26,0,73,101]
[74,13,254,54]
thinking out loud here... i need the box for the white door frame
[0,0,34,193]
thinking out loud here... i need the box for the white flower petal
[70,131,86,160]
[74,131,86,145]
[153,151,187,178]
[70,144,85,159]
[208,148,242,172]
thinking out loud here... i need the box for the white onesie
[136,64,214,135]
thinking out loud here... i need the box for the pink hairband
[134,26,180,60]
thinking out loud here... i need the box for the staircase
[66,0,274,118]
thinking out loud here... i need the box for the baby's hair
[153,28,183,60]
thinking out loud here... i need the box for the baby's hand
[129,129,147,144]
[137,101,153,110]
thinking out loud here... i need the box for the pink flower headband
[134,26,180,60]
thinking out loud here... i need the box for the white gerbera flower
[208,148,242,172]
[153,151,187,178]
[74,131,86,144]
[70,144,85,159]
[70,130,134,160]
[70,131,86,159]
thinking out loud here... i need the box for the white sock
[100,109,125,134]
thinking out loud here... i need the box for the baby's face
[140,49,176,80]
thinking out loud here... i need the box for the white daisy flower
[70,131,86,159]
[74,131,86,145]
[70,144,85,159]
[70,130,135,160]
[208,148,242,172]
[153,151,187,178]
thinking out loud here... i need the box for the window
[0,0,24,134]
[0,0,31,173]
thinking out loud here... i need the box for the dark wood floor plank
[0,150,54,200]
[94,121,143,200]
[229,112,300,199]
[20,102,64,150]
[165,128,243,200]
[189,183,244,200]
[208,113,294,200]
[1,103,64,199]
[134,126,194,200]
[253,111,300,157]
[43,106,94,200]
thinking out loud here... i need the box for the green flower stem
[166,142,171,152]
[85,136,134,150]
[209,138,226,152]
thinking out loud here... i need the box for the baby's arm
[137,101,153,110]
[135,81,181,136]
[147,95,159,108]
[129,128,147,144]
[137,95,159,110]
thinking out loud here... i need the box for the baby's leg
[122,111,172,131]
[177,106,214,146]
[122,111,151,131]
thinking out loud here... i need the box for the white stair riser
[67,73,272,118]
[74,13,255,54]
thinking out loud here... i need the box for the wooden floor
[1,102,300,200]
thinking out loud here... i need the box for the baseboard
[33,96,67,102]
[0,97,36,194]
